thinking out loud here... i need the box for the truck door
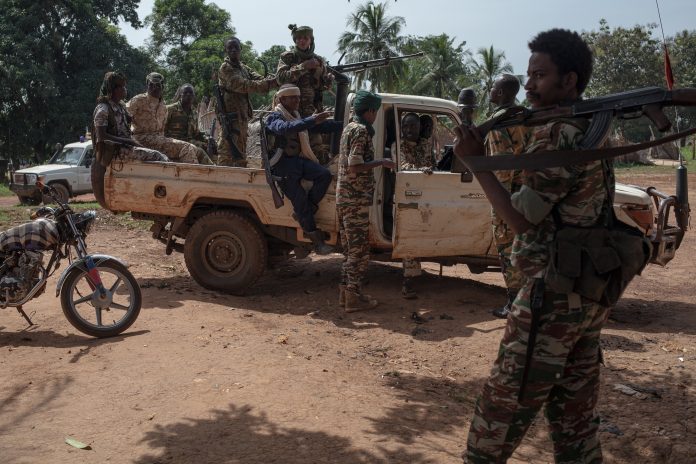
[390,110,493,259]
[77,146,94,192]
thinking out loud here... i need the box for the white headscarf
[274,85,318,163]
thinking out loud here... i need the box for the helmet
[457,88,478,109]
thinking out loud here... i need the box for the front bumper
[10,172,41,198]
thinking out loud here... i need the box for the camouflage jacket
[276,49,332,117]
[400,139,432,170]
[218,57,274,121]
[336,120,375,206]
[126,93,167,136]
[510,119,613,277]
[93,101,131,139]
[164,102,205,143]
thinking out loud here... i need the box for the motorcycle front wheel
[60,259,142,338]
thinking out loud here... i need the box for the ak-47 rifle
[453,86,696,231]
[327,51,425,74]
[255,58,284,209]
[213,83,243,160]
[207,119,217,158]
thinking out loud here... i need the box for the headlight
[25,173,38,184]
[74,210,97,235]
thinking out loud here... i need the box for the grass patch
[614,146,694,175]
[0,183,14,197]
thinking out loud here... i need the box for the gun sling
[457,126,696,172]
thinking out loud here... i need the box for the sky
[119,0,695,82]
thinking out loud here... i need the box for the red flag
[664,45,675,90]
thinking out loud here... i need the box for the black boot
[492,288,519,319]
[308,230,332,255]
[401,277,417,299]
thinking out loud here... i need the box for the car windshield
[51,147,84,165]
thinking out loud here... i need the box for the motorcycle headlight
[74,210,97,235]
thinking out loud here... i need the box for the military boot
[340,284,375,306]
[307,230,332,255]
[345,290,378,313]
[492,288,519,319]
[401,277,417,299]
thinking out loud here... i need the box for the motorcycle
[0,181,142,337]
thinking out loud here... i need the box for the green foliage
[398,34,472,100]
[468,46,514,111]
[337,1,406,92]
[0,0,151,163]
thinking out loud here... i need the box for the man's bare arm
[347,158,395,174]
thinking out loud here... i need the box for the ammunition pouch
[545,223,652,307]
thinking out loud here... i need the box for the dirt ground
[0,172,694,464]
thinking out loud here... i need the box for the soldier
[91,71,168,206]
[265,84,343,254]
[396,112,435,299]
[277,24,335,164]
[457,87,478,125]
[164,84,213,165]
[336,90,395,312]
[417,114,435,161]
[486,74,530,319]
[216,37,278,167]
[454,29,607,463]
[127,73,208,164]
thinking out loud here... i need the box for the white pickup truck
[11,140,94,204]
[96,92,687,294]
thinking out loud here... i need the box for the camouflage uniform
[336,119,375,294]
[466,120,612,464]
[277,49,333,164]
[93,101,167,162]
[217,57,276,167]
[127,93,206,163]
[164,102,213,164]
[485,108,531,290]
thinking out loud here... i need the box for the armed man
[216,36,279,167]
[277,24,335,164]
[454,29,610,463]
[265,84,343,255]
[486,74,531,319]
[164,84,214,165]
[457,87,479,125]
[127,73,208,164]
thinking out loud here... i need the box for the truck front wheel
[184,210,268,294]
[44,183,70,204]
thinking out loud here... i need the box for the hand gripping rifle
[454,86,696,231]
[256,58,284,209]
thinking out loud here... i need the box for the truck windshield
[51,147,84,165]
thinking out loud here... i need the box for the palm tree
[409,34,471,100]
[337,1,406,92]
[469,46,514,107]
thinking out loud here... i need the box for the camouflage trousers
[402,258,422,278]
[310,133,331,166]
[134,134,205,164]
[119,146,168,162]
[465,281,608,464]
[216,120,248,167]
[337,203,370,294]
[493,218,526,289]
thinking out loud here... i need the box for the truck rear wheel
[184,210,268,294]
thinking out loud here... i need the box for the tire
[184,210,268,294]
[44,182,70,204]
[18,195,41,206]
[60,259,142,338]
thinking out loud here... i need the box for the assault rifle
[258,114,284,209]
[327,51,424,74]
[213,83,243,160]
[207,119,217,158]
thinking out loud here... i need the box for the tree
[398,34,472,100]
[468,46,514,110]
[337,1,406,92]
[0,0,148,161]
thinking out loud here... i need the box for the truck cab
[10,140,94,204]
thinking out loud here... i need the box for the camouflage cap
[146,72,165,86]
[457,87,478,109]
[289,24,313,39]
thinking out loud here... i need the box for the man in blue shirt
[265,84,343,254]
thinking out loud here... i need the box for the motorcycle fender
[55,254,130,297]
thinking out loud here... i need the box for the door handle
[405,189,422,197]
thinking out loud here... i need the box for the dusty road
[0,173,694,463]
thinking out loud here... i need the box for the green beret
[353,90,382,113]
